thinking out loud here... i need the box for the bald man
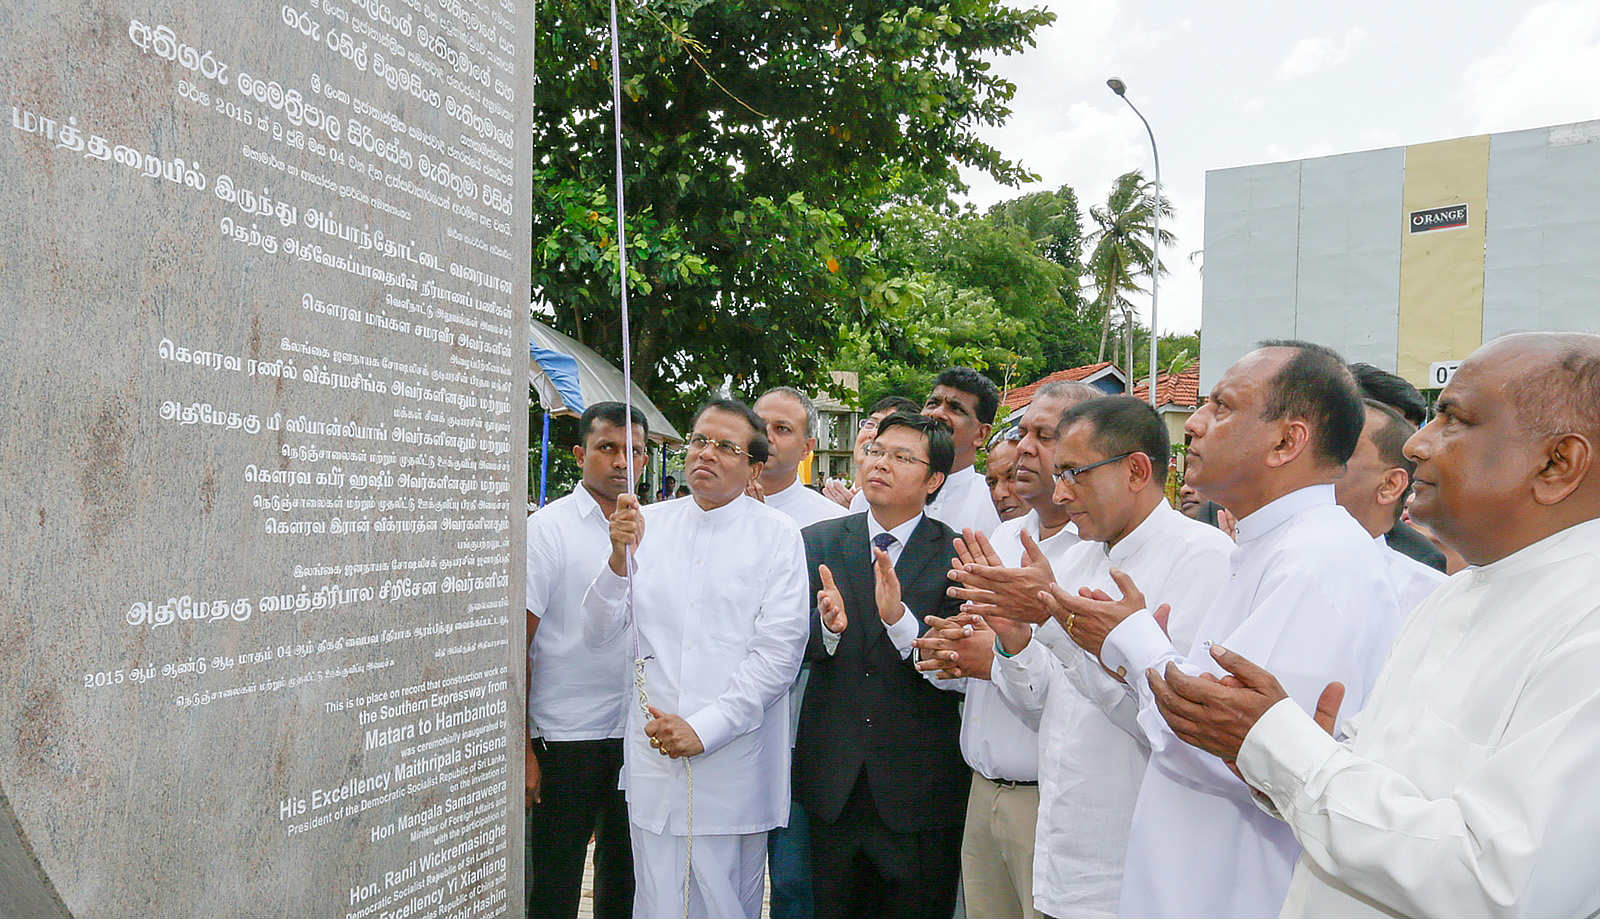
[1149,332,1600,918]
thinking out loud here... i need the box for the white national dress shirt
[956,510,1078,783]
[765,477,849,747]
[1378,533,1447,616]
[526,485,630,741]
[992,500,1234,919]
[927,464,1002,537]
[1099,484,1403,918]
[819,511,924,659]
[582,494,809,836]
[1239,516,1600,919]
[765,477,850,530]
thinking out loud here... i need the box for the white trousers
[629,822,767,919]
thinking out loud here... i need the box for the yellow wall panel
[1397,135,1490,387]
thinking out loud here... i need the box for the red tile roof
[1001,361,1118,410]
[1130,367,1201,409]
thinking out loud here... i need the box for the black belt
[990,778,1037,788]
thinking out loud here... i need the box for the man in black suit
[794,412,969,919]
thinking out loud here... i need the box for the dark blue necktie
[871,532,897,555]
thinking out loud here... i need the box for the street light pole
[1107,78,1161,409]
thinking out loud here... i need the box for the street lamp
[1107,78,1161,409]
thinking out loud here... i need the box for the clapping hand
[947,529,1057,624]
[817,564,848,634]
[1148,645,1345,763]
[913,612,996,680]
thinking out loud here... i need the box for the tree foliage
[531,0,1056,419]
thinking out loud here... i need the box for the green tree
[1086,170,1175,375]
[834,196,1101,409]
[531,0,1055,420]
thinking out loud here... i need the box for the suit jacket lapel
[860,514,946,653]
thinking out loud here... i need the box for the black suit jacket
[793,512,969,833]
[1387,520,1448,572]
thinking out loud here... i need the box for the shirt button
[1116,666,1127,679]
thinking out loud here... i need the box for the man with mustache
[526,402,649,919]
[585,398,809,919]
[1151,332,1600,918]
[1046,341,1402,917]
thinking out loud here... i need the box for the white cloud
[1274,27,1368,80]
[1461,0,1600,134]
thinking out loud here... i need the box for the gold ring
[649,736,661,748]
[1067,613,1076,634]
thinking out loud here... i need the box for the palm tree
[1085,170,1175,379]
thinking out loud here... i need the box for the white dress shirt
[819,512,923,659]
[582,494,809,836]
[765,477,850,529]
[993,501,1234,919]
[1378,533,1447,615]
[927,464,1002,537]
[765,477,849,747]
[526,486,629,741]
[1239,517,1600,919]
[1099,484,1403,918]
[957,511,1077,783]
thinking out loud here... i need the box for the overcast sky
[959,0,1600,337]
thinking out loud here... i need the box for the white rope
[608,3,692,915]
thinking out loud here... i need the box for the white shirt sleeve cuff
[1100,608,1166,679]
[886,603,918,660]
[821,621,842,655]
[1237,696,1344,810]
[590,563,631,603]
[685,705,734,757]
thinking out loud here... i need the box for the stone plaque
[0,1,532,915]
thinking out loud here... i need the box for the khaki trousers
[960,772,1040,919]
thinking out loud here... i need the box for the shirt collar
[688,492,753,523]
[868,509,924,546]
[1233,483,1335,545]
[1106,499,1178,565]
[571,483,605,521]
[766,478,805,505]
[1471,516,1600,582]
[1023,508,1078,548]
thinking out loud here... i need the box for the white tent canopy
[529,316,682,445]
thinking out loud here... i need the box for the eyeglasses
[857,418,879,432]
[1053,452,1135,486]
[862,442,931,469]
[686,433,749,458]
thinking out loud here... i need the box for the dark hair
[875,411,955,504]
[933,367,1001,424]
[1349,363,1428,427]
[1363,399,1418,521]
[663,474,676,484]
[1362,399,1417,474]
[1058,395,1172,484]
[691,398,770,464]
[578,401,649,443]
[869,395,921,416]
[1256,340,1364,467]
